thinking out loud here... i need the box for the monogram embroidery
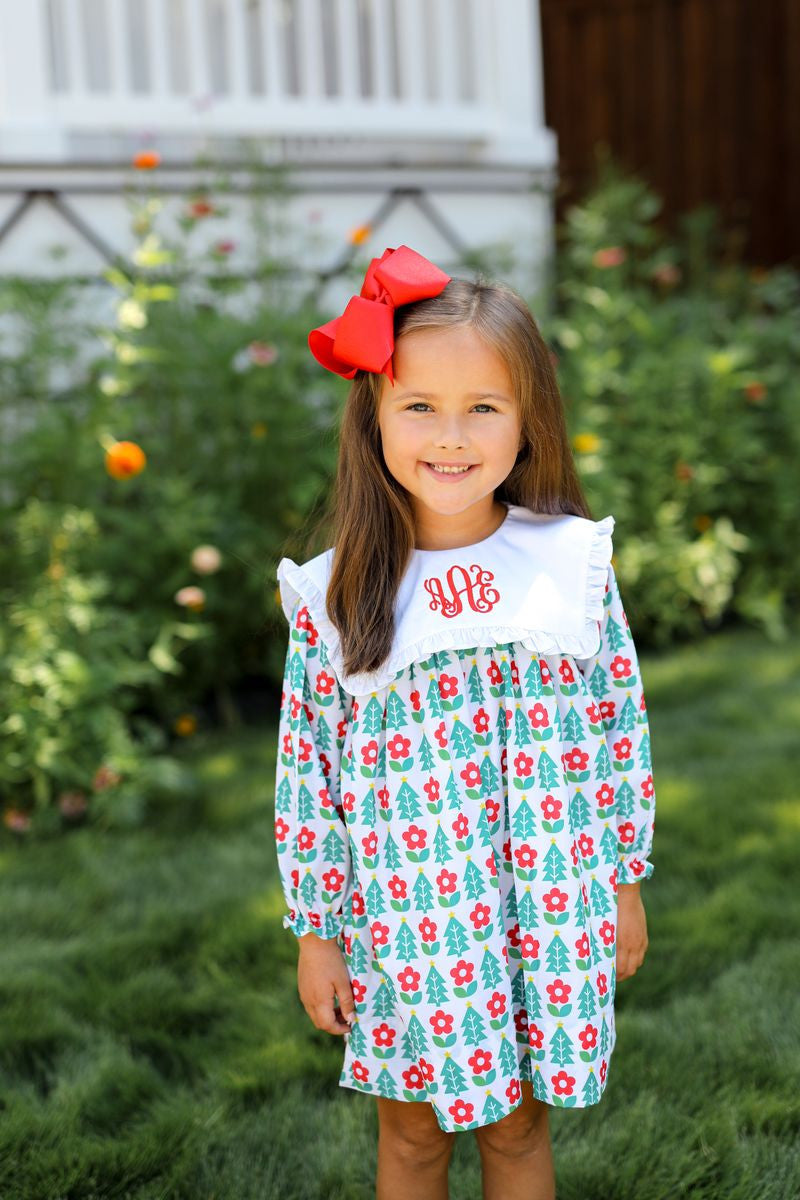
[423,563,501,618]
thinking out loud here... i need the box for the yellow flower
[349,224,372,245]
[573,433,601,454]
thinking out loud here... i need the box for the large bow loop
[307,244,451,383]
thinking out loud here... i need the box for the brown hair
[296,275,593,679]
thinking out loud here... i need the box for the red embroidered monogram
[423,563,501,618]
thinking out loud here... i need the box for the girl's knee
[474,1086,550,1156]
[376,1097,455,1163]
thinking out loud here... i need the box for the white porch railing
[0,0,553,166]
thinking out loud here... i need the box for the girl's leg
[474,1083,555,1200]
[375,1096,455,1200]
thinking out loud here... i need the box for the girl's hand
[616,882,649,982]
[297,933,357,1036]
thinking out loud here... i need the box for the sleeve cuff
[617,857,654,885]
[282,909,345,940]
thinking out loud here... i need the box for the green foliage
[542,157,800,645]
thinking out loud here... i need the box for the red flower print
[402,1064,426,1090]
[541,794,562,820]
[449,1099,475,1125]
[528,1023,544,1051]
[322,867,345,893]
[409,689,421,712]
[430,1010,454,1037]
[510,660,520,687]
[362,831,378,858]
[281,731,293,756]
[435,869,458,895]
[434,721,448,749]
[506,920,521,949]
[468,1048,493,1074]
[513,1008,530,1036]
[558,660,575,685]
[488,661,503,686]
[485,798,500,824]
[485,851,498,879]
[297,826,316,852]
[528,702,550,730]
[378,785,390,809]
[319,753,333,780]
[315,670,335,696]
[596,783,615,810]
[579,1024,598,1051]
[360,740,378,767]
[373,1022,397,1048]
[487,992,507,1019]
[546,979,572,1006]
[575,932,590,959]
[551,1070,576,1097]
[388,874,408,900]
[597,973,608,997]
[613,736,633,762]
[610,655,632,680]
[629,857,648,878]
[438,674,459,700]
[419,1057,435,1084]
[342,791,356,815]
[460,761,482,788]
[586,702,602,724]
[599,699,616,723]
[420,916,438,943]
[274,816,289,843]
[452,813,470,840]
[370,921,390,947]
[402,824,427,851]
[450,959,475,987]
[388,733,411,760]
[473,707,490,733]
[539,659,552,686]
[423,778,440,803]
[563,747,589,773]
[352,1060,370,1083]
[513,751,535,777]
[577,832,594,858]
[642,773,655,799]
[520,933,540,959]
[543,887,568,914]
[398,966,421,993]
[618,821,635,846]
[600,1059,608,1084]
[351,889,365,917]
[506,1077,521,1105]
[297,736,313,765]
[600,920,616,947]
[514,843,538,870]
[469,903,492,931]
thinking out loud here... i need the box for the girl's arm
[575,562,656,887]
[273,599,353,940]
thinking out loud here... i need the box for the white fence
[0,0,552,166]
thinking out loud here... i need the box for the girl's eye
[405,402,497,413]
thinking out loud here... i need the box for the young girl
[274,245,656,1198]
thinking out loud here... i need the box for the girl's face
[377,324,523,530]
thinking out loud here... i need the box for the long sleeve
[273,599,354,939]
[574,562,656,885]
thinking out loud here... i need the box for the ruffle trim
[282,908,344,940]
[277,513,616,696]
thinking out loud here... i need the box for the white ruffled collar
[277,503,615,696]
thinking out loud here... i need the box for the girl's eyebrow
[393,390,512,402]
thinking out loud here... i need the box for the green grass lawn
[1,626,799,1200]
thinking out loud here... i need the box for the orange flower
[188,199,215,218]
[133,150,161,170]
[349,224,372,246]
[105,441,146,479]
[743,380,766,404]
[173,714,197,737]
[592,246,626,268]
[92,765,122,792]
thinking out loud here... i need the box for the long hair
[298,276,593,679]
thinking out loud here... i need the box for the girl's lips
[421,462,478,482]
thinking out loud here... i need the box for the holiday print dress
[273,514,656,1134]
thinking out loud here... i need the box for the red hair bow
[307,244,451,384]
